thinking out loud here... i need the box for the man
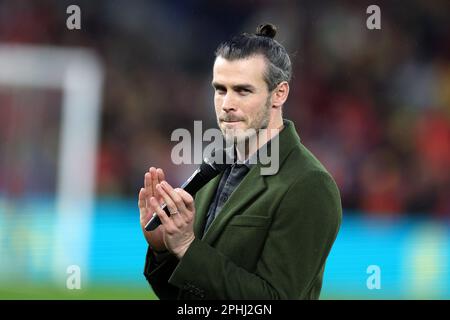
[138,24,342,299]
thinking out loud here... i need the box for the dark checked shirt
[202,152,254,236]
[202,125,284,236]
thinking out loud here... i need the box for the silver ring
[170,210,179,215]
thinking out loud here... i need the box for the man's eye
[237,89,251,95]
[215,88,226,95]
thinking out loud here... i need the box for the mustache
[219,115,245,122]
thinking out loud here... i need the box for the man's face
[212,55,273,144]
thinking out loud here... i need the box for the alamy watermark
[66,5,81,30]
[66,264,81,290]
[366,5,381,30]
[366,265,381,290]
[171,121,280,175]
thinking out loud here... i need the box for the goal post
[0,44,104,286]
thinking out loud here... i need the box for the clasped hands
[138,167,196,259]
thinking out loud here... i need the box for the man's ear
[271,81,289,108]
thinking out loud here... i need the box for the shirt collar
[224,121,286,169]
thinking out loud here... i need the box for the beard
[217,96,272,146]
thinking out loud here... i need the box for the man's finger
[155,168,166,205]
[150,197,176,233]
[156,184,185,219]
[156,184,186,228]
[145,168,154,189]
[150,167,158,198]
[175,188,195,211]
[139,188,152,224]
[144,171,153,209]
[157,168,165,183]
[160,181,187,213]
[138,188,146,209]
[144,171,149,188]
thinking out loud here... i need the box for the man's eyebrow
[211,82,225,89]
[211,82,256,91]
[232,84,256,91]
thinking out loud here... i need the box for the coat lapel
[194,119,301,245]
[193,173,223,237]
[201,165,267,244]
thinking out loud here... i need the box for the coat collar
[193,119,302,244]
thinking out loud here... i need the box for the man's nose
[221,93,237,112]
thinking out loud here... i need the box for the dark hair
[215,23,292,91]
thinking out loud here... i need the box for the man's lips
[221,118,243,123]
[222,120,243,127]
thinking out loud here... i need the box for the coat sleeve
[143,246,179,299]
[167,170,342,299]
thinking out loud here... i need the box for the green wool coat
[144,119,342,299]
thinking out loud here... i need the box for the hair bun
[256,23,277,39]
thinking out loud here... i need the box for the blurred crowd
[0,0,449,217]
